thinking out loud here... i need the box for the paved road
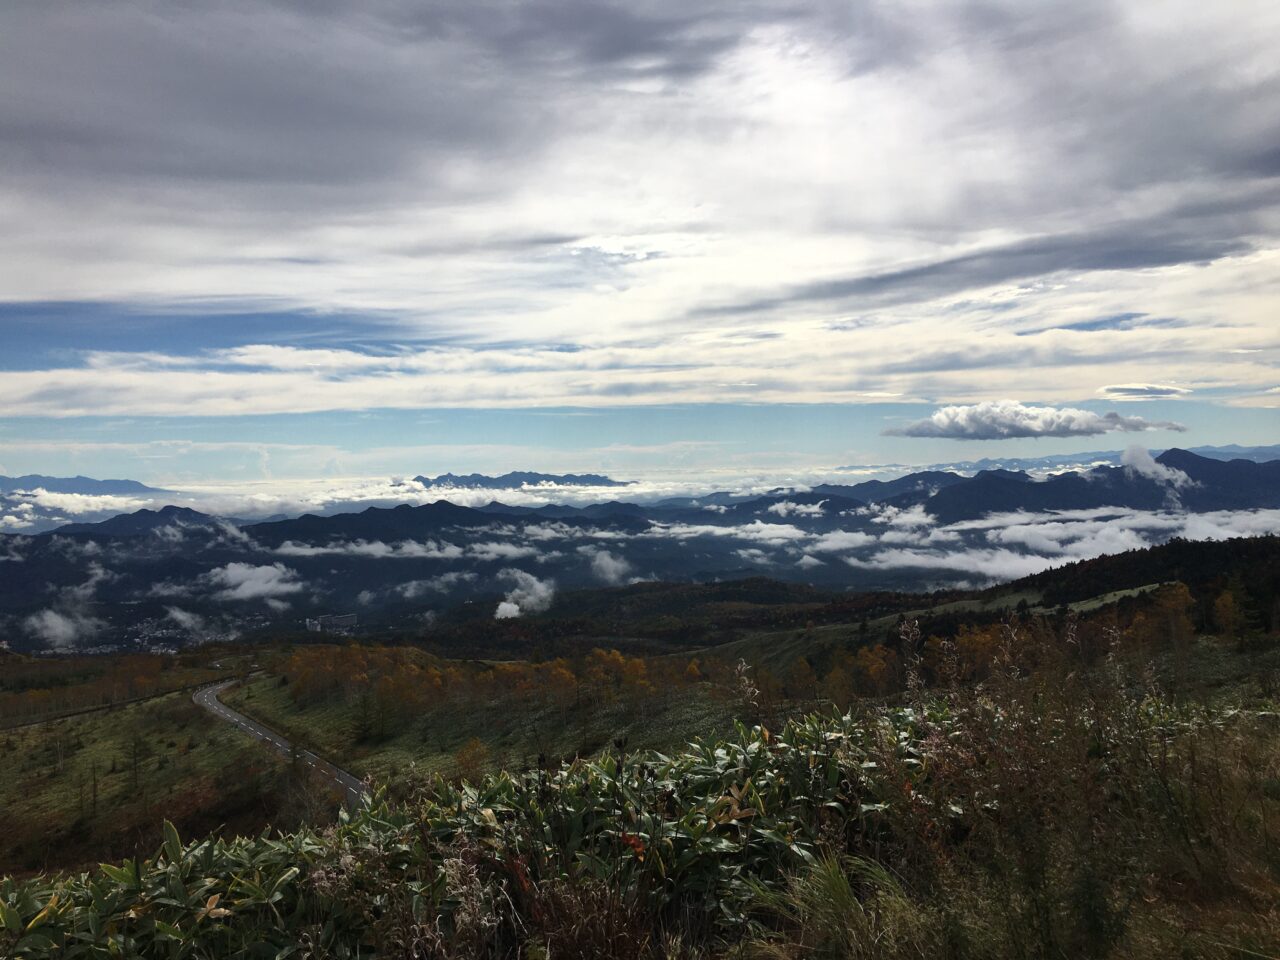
[194,679,367,807]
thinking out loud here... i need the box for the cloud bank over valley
[1,447,1277,651]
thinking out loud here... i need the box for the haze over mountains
[4,444,1278,537]
[415,471,631,490]
[1,447,1277,653]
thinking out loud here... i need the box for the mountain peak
[1153,447,1203,467]
[55,504,215,536]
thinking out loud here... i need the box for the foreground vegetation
[5,613,1279,958]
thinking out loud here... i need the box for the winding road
[194,679,367,807]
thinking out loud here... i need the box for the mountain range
[28,449,1280,541]
[838,443,1280,475]
[1,449,1277,653]
[0,475,167,495]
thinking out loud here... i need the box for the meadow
[0,691,309,876]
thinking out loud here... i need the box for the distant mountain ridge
[810,471,970,502]
[49,449,1279,540]
[57,505,218,536]
[850,443,1280,475]
[414,471,631,489]
[917,449,1280,522]
[0,474,167,495]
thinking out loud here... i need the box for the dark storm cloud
[0,3,535,197]
[3,1,1275,241]
[0,0,814,201]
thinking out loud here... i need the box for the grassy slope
[219,579,1224,790]
[0,690,285,876]
[701,583,1167,671]
[223,675,736,787]
[0,660,231,730]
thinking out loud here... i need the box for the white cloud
[1180,509,1280,540]
[578,546,632,585]
[12,489,149,516]
[63,563,116,603]
[0,502,38,532]
[869,503,935,529]
[523,523,575,541]
[846,548,1059,581]
[493,568,556,619]
[932,507,1280,581]
[1121,445,1196,490]
[644,520,810,546]
[165,607,208,636]
[796,554,824,568]
[275,539,464,559]
[467,541,542,562]
[206,562,305,601]
[396,571,478,599]
[767,500,826,517]
[810,530,876,552]
[24,609,104,649]
[886,400,1186,440]
[984,519,1150,557]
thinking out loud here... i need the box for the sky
[0,0,1277,486]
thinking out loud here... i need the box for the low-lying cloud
[1121,445,1195,490]
[165,606,210,639]
[396,571,478,599]
[494,568,556,619]
[468,541,542,562]
[841,507,1280,585]
[767,500,826,518]
[845,547,1060,581]
[207,562,305,603]
[24,609,105,649]
[579,546,633,585]
[276,539,463,559]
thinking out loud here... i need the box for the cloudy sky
[1,0,1277,484]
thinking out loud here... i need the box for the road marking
[195,682,367,802]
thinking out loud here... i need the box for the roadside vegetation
[0,653,226,729]
[222,646,738,788]
[0,691,338,877]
